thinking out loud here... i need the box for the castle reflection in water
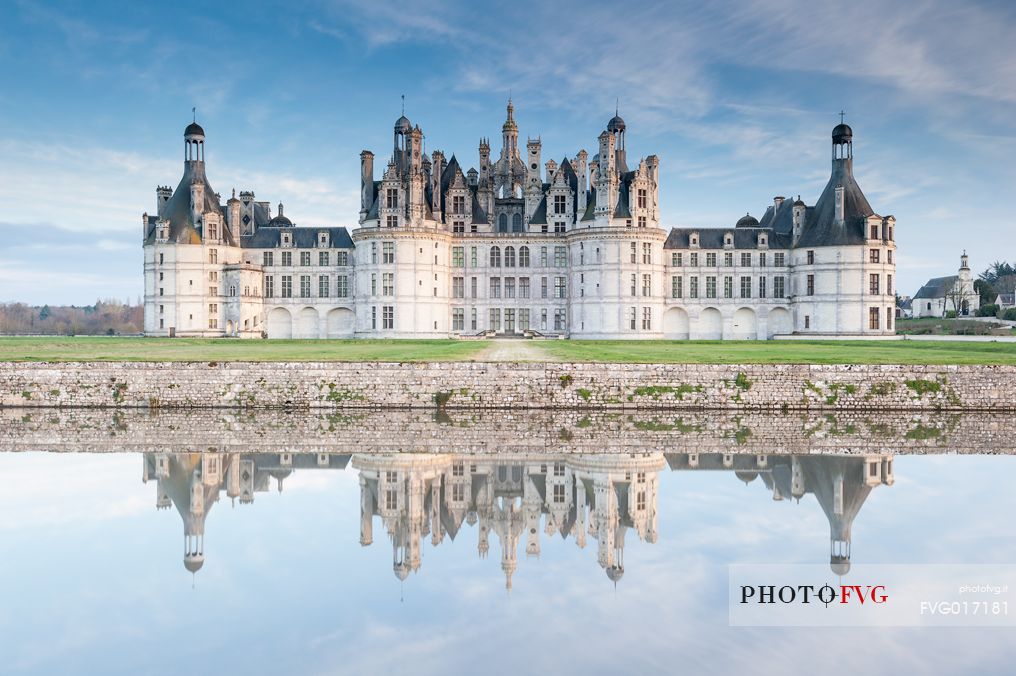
[143,451,893,588]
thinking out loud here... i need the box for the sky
[0,0,1014,305]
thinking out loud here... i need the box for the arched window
[519,246,530,267]
[504,246,516,267]
[490,246,501,267]
[498,213,508,232]
[512,213,523,232]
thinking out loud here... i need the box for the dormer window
[690,233,699,248]
[282,232,292,247]
[318,232,329,248]
[724,233,733,247]
[758,234,767,247]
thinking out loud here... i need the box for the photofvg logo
[729,564,1016,627]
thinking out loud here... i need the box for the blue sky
[1,0,1014,305]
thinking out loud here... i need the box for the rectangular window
[265,276,275,298]
[383,306,394,329]
[371,273,377,295]
[870,224,879,239]
[869,273,880,295]
[540,309,547,331]
[208,304,218,329]
[869,306,880,329]
[758,276,766,298]
[630,242,637,264]
[382,273,394,296]
[319,251,329,266]
[371,306,376,330]
[453,221,464,234]
[689,277,699,299]
[281,251,292,266]
[470,308,477,331]
[887,250,893,264]
[555,277,567,299]
[554,194,567,214]
[740,276,752,298]
[774,276,785,299]
[490,277,501,298]
[671,276,682,298]
[740,252,751,267]
[471,247,478,267]
[386,215,398,228]
[555,246,567,267]
[672,252,683,267]
[706,252,717,267]
[724,275,733,299]
[642,307,652,330]
[337,251,349,266]
[281,275,292,298]
[643,243,652,264]
[637,189,647,209]
[519,308,530,331]
[805,315,810,329]
[453,247,464,267]
[724,252,733,267]
[300,251,311,266]
[759,253,767,267]
[336,275,349,298]
[504,309,516,332]
[638,215,646,228]
[300,275,311,297]
[870,249,880,263]
[386,188,398,209]
[505,277,516,299]
[642,274,652,297]
[807,250,815,265]
[519,277,530,298]
[489,308,501,331]
[706,276,717,298]
[540,246,548,267]
[887,275,892,294]
[452,308,464,331]
[453,195,465,214]
[807,274,815,295]
[630,274,637,297]
[690,252,699,267]
[541,277,548,299]
[319,275,329,297]
[453,277,464,298]
[629,307,637,330]
[370,243,377,264]
[774,252,785,267]
[382,242,395,264]
[263,251,274,266]
[471,277,477,298]
[554,309,566,331]
[208,286,217,297]
[209,248,218,264]
[886,307,893,331]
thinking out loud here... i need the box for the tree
[974,279,996,305]
[944,279,971,317]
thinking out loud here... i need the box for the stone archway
[663,307,690,340]
[732,307,757,340]
[768,308,792,337]
[327,308,355,338]
[697,307,723,340]
[296,307,320,339]
[266,307,292,339]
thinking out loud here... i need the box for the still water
[2,419,1016,674]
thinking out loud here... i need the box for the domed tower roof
[830,558,850,576]
[606,565,624,583]
[394,115,412,133]
[268,203,292,227]
[736,213,759,228]
[184,554,205,573]
[185,121,205,138]
[832,123,853,144]
[607,114,626,134]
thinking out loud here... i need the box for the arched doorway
[732,307,757,340]
[697,307,722,340]
[768,308,792,337]
[662,307,690,340]
[266,308,292,339]
[327,308,355,338]
[296,307,320,339]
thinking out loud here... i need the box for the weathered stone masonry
[2,362,1014,411]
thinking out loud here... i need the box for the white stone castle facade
[143,103,897,339]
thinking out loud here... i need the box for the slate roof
[663,227,792,250]
[913,275,957,300]
[796,159,875,248]
[243,226,354,249]
[144,162,233,246]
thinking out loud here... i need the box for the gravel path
[476,339,556,362]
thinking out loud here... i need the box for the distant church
[143,103,898,339]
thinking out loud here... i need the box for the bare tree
[944,279,970,317]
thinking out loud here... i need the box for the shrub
[945,310,958,319]
[1004,308,1016,321]
[977,304,999,317]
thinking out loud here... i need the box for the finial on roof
[192,107,196,123]
[839,110,845,124]
[616,97,619,116]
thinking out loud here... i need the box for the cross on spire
[839,110,845,124]
[192,107,196,123]
[616,97,619,116]
[401,94,405,115]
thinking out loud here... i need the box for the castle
[143,103,897,339]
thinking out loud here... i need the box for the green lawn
[1,336,1015,364]
[535,339,1016,365]
[0,337,488,362]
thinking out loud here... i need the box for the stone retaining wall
[2,362,1015,411]
[2,409,1010,455]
